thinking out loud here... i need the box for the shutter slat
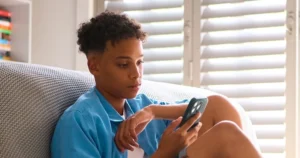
[202,41,285,58]
[106,0,183,11]
[202,0,286,19]
[202,27,285,45]
[262,153,285,158]
[259,139,285,153]
[124,8,183,23]
[231,96,285,111]
[254,125,285,139]
[144,47,183,61]
[143,73,182,84]
[203,0,243,5]
[143,60,182,74]
[201,69,285,85]
[204,83,285,98]
[144,34,183,49]
[202,54,285,72]
[142,21,183,35]
[202,13,285,32]
[248,111,285,125]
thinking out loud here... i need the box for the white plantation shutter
[105,0,184,84]
[195,0,287,158]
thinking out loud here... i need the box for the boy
[51,11,262,158]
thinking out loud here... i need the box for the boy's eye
[118,63,128,68]
[137,60,144,65]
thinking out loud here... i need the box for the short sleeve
[51,110,101,158]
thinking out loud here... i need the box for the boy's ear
[87,55,101,76]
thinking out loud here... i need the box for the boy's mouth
[128,84,141,91]
[129,84,141,88]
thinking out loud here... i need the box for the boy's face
[88,38,144,99]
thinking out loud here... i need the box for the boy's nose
[130,66,141,79]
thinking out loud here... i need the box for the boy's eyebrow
[115,55,144,59]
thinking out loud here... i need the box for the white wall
[31,0,77,69]
[75,0,95,71]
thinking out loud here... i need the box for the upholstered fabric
[0,62,259,158]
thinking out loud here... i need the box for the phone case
[178,97,209,129]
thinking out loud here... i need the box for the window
[94,0,298,157]
[196,1,287,158]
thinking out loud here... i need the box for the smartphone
[178,97,208,130]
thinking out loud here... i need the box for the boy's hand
[154,113,202,158]
[114,106,154,152]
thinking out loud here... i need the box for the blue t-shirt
[51,86,188,158]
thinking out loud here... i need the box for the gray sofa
[0,62,259,158]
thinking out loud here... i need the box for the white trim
[298,5,300,158]
[297,2,300,157]
[94,0,105,15]
[27,0,32,63]
[183,0,201,87]
[296,1,300,157]
[191,0,201,87]
[285,0,299,157]
[183,0,193,86]
[75,0,98,71]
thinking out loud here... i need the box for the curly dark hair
[77,11,147,56]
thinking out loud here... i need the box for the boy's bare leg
[186,121,262,158]
[197,95,245,136]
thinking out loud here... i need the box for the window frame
[285,0,299,158]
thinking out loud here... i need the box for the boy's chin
[125,92,139,99]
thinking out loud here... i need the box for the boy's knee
[207,95,230,106]
[214,120,242,137]
[207,95,237,114]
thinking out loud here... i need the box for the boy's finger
[114,131,124,152]
[127,137,139,148]
[187,133,199,146]
[124,121,139,148]
[129,119,138,141]
[120,122,135,151]
[163,117,182,135]
[124,120,138,147]
[118,137,133,151]
[178,113,201,133]
[186,122,202,139]
[120,138,134,151]
[183,123,202,147]
[118,122,132,151]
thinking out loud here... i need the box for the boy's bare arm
[146,104,188,120]
[148,95,243,131]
